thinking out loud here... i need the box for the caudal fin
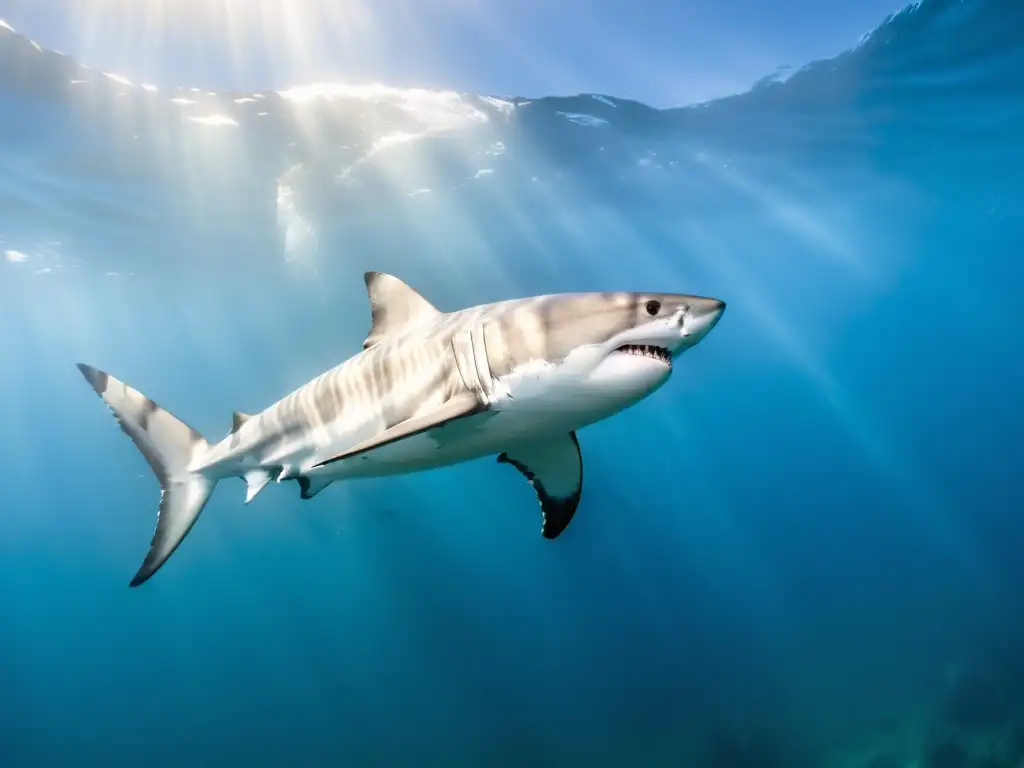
[77,363,216,587]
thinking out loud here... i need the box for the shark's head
[485,290,726,423]
[583,292,726,403]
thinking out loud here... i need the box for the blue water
[2,0,1023,765]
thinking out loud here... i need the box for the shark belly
[306,409,524,479]
[306,381,618,480]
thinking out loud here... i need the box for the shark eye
[645,299,661,316]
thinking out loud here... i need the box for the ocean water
[1,0,1023,765]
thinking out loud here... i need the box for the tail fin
[77,363,216,587]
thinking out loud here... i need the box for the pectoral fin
[311,391,486,468]
[498,432,583,539]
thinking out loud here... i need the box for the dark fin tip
[298,477,311,499]
[498,436,581,540]
[129,554,160,588]
[129,553,164,587]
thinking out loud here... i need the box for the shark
[77,271,726,587]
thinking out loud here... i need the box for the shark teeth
[616,344,672,366]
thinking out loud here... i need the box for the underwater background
[1,0,1023,765]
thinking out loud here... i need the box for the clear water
[2,0,1023,765]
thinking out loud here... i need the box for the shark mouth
[615,344,672,367]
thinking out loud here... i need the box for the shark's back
[205,317,464,472]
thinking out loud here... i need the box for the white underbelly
[314,404,580,479]
[317,387,620,480]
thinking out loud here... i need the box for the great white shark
[77,271,726,587]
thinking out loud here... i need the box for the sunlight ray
[676,221,995,591]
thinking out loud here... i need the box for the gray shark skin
[77,271,726,587]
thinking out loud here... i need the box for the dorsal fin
[362,271,441,349]
[231,411,252,434]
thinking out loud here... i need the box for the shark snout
[680,297,726,345]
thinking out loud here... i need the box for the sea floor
[686,627,1024,768]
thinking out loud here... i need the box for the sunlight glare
[64,0,380,85]
[278,83,492,133]
[187,114,239,127]
[102,71,132,86]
